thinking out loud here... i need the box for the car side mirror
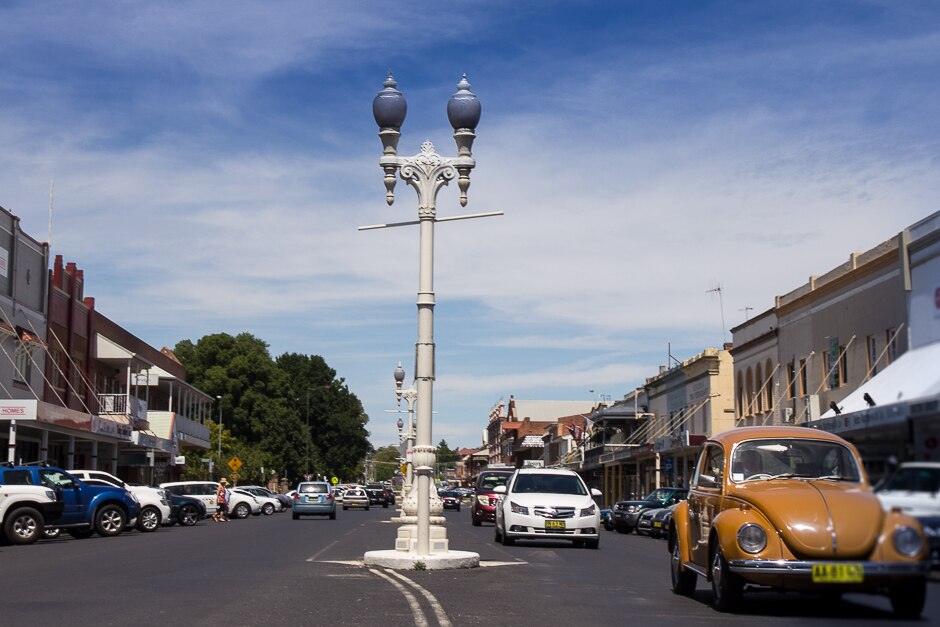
[698,474,719,488]
[590,488,602,497]
[493,485,507,494]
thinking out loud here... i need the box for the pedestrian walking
[214,477,230,522]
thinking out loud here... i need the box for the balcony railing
[97,393,150,431]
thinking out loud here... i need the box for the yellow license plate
[812,563,863,583]
[652,521,662,528]
[545,520,566,530]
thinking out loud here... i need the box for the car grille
[533,506,575,519]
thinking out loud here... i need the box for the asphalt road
[2,506,938,626]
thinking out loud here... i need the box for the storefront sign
[0,399,92,431]
[92,415,133,440]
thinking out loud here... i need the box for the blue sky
[1,1,938,450]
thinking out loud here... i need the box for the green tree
[372,445,402,482]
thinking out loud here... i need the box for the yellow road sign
[330,476,339,484]
[399,463,408,474]
[227,456,243,473]
[230,472,240,482]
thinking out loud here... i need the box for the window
[765,359,774,411]
[886,328,898,364]
[13,341,31,383]
[755,363,764,413]
[694,444,724,488]
[787,361,796,399]
[839,347,848,387]
[866,335,878,378]
[799,359,807,396]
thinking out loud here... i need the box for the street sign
[230,472,240,482]
[330,476,339,485]
[399,463,408,474]
[227,455,243,473]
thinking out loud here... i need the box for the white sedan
[341,488,370,510]
[234,487,282,515]
[494,468,602,549]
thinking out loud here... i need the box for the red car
[471,470,513,526]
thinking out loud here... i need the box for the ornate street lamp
[363,73,493,569]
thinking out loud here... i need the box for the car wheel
[586,538,600,549]
[69,527,95,539]
[292,512,300,520]
[42,527,62,539]
[456,505,460,512]
[262,503,275,516]
[710,543,742,612]
[365,506,370,511]
[234,503,250,519]
[343,505,348,510]
[604,520,614,532]
[494,524,502,543]
[95,504,127,537]
[889,578,926,619]
[4,507,43,545]
[137,506,161,532]
[472,518,482,527]
[670,532,696,596]
[179,504,199,526]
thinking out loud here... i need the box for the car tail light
[292,493,300,500]
[327,493,334,500]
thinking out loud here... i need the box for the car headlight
[44,489,55,501]
[510,501,529,515]
[893,525,923,557]
[626,505,638,513]
[477,495,490,506]
[737,523,767,553]
[581,504,596,517]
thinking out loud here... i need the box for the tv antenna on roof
[706,281,727,344]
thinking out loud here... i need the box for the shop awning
[822,340,940,418]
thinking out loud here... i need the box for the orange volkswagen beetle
[668,426,929,617]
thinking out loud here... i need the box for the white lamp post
[394,362,416,492]
[216,395,222,463]
[362,72,488,569]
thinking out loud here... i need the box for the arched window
[765,359,774,411]
[736,372,745,419]
[14,341,32,384]
[755,363,764,414]
[745,368,754,417]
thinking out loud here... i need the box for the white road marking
[386,569,452,627]
[369,568,429,627]
[306,540,339,562]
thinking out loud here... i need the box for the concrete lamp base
[363,549,480,571]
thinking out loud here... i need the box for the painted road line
[386,569,452,627]
[369,568,429,627]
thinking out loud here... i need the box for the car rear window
[476,473,511,491]
[0,469,34,485]
[300,483,328,494]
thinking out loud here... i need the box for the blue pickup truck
[0,464,139,539]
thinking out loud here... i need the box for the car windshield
[879,467,940,493]
[730,438,862,483]
[512,473,587,495]
[643,488,677,503]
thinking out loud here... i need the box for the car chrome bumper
[727,559,930,577]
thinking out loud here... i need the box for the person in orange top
[214,478,230,522]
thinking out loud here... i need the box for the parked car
[471,470,513,526]
[0,482,63,545]
[600,508,614,531]
[438,489,461,511]
[70,469,171,532]
[165,493,208,526]
[648,505,675,539]
[636,507,661,537]
[234,487,281,515]
[160,481,261,519]
[342,488,370,510]
[874,461,940,567]
[0,465,138,539]
[668,426,930,617]
[612,487,688,534]
[292,481,336,520]
[493,468,602,549]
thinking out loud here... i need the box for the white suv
[875,461,940,566]
[494,468,602,549]
[69,469,170,532]
[0,484,63,544]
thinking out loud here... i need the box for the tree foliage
[372,445,402,482]
[173,334,370,486]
